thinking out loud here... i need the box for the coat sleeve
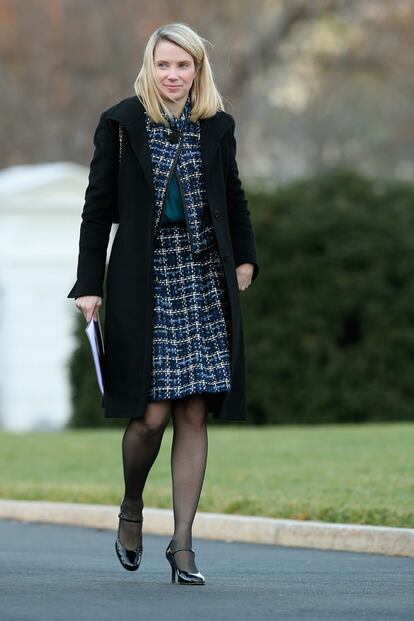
[67,111,118,299]
[226,118,259,282]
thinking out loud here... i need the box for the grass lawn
[0,422,413,528]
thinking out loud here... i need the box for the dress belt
[160,220,186,228]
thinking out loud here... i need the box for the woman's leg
[119,399,171,550]
[170,394,208,572]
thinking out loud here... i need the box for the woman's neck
[167,104,184,119]
[164,96,187,119]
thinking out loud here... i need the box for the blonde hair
[134,23,227,125]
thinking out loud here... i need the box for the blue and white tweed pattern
[144,95,216,256]
[148,223,231,401]
[145,97,232,401]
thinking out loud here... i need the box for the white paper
[85,315,105,395]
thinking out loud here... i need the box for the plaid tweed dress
[146,96,231,401]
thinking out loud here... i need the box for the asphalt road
[0,519,413,620]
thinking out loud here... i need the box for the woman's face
[154,39,197,106]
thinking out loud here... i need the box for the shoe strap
[118,511,143,523]
[170,547,195,555]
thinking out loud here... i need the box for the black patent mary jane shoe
[115,506,143,572]
[165,542,205,585]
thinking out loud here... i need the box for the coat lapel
[106,95,233,191]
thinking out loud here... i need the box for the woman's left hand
[236,263,254,291]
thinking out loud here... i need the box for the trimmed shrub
[243,167,414,423]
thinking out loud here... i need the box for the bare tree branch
[226,0,361,98]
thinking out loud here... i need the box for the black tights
[119,394,208,573]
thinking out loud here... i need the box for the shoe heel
[166,550,176,582]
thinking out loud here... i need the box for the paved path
[1,519,413,620]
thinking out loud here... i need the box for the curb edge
[1,498,413,557]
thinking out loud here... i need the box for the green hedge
[243,167,414,424]
[68,167,414,426]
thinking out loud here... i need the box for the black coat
[67,95,259,421]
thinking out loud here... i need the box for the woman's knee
[173,395,207,428]
[126,401,171,437]
[143,400,171,434]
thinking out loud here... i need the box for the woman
[67,23,259,585]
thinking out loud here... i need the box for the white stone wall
[0,162,116,431]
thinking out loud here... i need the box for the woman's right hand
[75,295,102,322]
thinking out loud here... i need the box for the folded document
[85,315,105,395]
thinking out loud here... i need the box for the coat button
[214,209,220,218]
[223,253,230,262]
